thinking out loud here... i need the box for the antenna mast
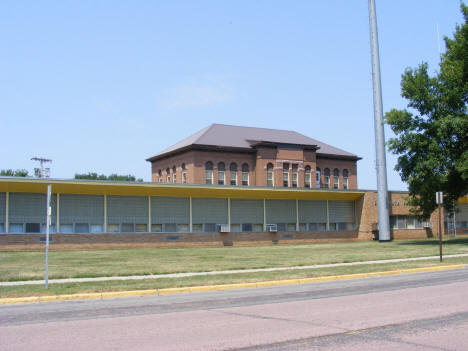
[31,157,52,178]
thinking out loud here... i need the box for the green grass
[1,238,467,283]
[1,256,467,298]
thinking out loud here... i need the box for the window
[182,164,187,184]
[25,223,41,233]
[241,163,249,185]
[316,168,321,188]
[167,175,171,183]
[324,168,330,188]
[158,170,162,177]
[172,166,177,183]
[218,162,225,185]
[283,172,289,187]
[135,224,147,232]
[266,163,274,186]
[333,169,339,189]
[343,169,349,189]
[230,163,238,185]
[292,164,298,187]
[391,215,426,230]
[241,223,253,232]
[283,163,289,187]
[159,178,163,183]
[305,165,311,188]
[205,161,213,184]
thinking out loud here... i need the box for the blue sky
[1,1,464,190]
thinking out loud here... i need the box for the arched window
[181,163,187,184]
[217,162,225,185]
[333,168,340,189]
[324,168,330,189]
[166,168,171,183]
[304,165,311,188]
[267,163,274,187]
[292,164,298,188]
[230,163,238,185]
[158,169,162,183]
[343,169,349,189]
[316,167,321,188]
[172,166,177,183]
[241,163,249,186]
[205,161,213,184]
[283,163,289,187]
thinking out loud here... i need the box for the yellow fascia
[0,177,364,201]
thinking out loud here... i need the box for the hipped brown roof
[147,124,360,161]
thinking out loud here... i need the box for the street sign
[436,191,444,204]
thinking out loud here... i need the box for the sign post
[45,184,52,288]
[436,191,443,262]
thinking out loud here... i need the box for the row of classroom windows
[157,162,350,189]
[0,193,355,234]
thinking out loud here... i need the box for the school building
[1,124,466,248]
[1,176,466,248]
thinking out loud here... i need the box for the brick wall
[150,148,357,189]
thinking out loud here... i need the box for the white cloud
[159,77,233,109]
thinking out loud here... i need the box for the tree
[0,169,29,177]
[385,4,468,218]
[74,173,143,182]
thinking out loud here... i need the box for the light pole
[368,0,391,241]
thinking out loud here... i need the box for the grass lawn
[1,238,467,283]
[1,256,467,298]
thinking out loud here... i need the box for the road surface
[1,268,467,350]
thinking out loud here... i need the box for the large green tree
[385,4,468,218]
[74,172,143,182]
[0,169,29,177]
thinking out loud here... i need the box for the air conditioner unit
[422,222,433,228]
[267,224,277,232]
[217,224,230,233]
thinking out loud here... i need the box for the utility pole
[368,0,390,241]
[31,157,52,178]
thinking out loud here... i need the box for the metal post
[368,0,390,241]
[438,203,442,261]
[436,191,443,262]
[45,184,52,289]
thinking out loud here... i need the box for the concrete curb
[0,264,464,305]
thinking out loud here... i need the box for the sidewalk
[2,254,467,287]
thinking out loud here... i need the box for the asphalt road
[1,268,467,350]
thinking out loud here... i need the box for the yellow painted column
[189,197,193,233]
[227,198,231,229]
[104,194,108,233]
[296,199,299,231]
[5,192,9,234]
[56,193,60,233]
[148,196,151,233]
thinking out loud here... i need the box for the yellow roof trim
[0,178,365,201]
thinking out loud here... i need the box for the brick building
[147,124,361,189]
